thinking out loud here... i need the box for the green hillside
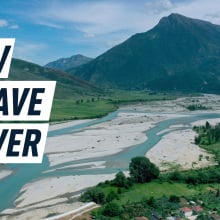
[8,58,110,121]
[7,59,177,121]
[9,58,100,98]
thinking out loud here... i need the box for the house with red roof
[192,205,203,213]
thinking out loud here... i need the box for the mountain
[9,58,100,99]
[45,54,92,71]
[70,14,220,93]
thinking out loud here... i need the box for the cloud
[0,19,8,27]
[164,0,220,24]
[9,24,19,29]
[7,0,220,64]
[29,1,150,36]
[14,41,47,64]
[28,0,220,37]
[145,0,174,14]
[0,18,19,29]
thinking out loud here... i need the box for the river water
[0,110,220,212]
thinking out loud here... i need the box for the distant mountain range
[9,58,100,99]
[69,14,220,93]
[45,54,92,71]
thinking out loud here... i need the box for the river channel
[0,110,220,212]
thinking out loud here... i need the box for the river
[0,110,220,212]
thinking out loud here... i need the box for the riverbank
[0,170,13,181]
[146,129,215,171]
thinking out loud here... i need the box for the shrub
[103,202,122,217]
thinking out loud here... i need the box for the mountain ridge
[45,54,92,71]
[70,13,220,93]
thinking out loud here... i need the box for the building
[210,214,220,220]
[192,205,203,213]
[135,217,149,220]
[179,207,192,218]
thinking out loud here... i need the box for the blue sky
[1,0,220,65]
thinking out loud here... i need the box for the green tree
[80,187,105,204]
[169,170,182,181]
[114,171,128,188]
[196,214,208,220]
[169,195,180,203]
[147,196,157,208]
[103,202,121,217]
[106,190,118,202]
[205,121,211,130]
[129,157,160,183]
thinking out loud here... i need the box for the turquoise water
[0,111,119,211]
[0,111,220,211]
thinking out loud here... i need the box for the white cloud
[9,0,220,64]
[30,1,150,36]
[14,41,47,64]
[145,0,174,14]
[172,0,220,24]
[9,24,19,29]
[29,0,220,38]
[0,19,19,29]
[22,0,220,62]
[0,19,8,27]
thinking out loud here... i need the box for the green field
[51,98,117,121]
[97,181,214,206]
[116,182,211,204]
[50,91,180,121]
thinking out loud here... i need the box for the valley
[1,9,220,219]
[1,94,220,219]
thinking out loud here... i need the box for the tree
[80,187,105,204]
[196,214,208,220]
[129,157,160,183]
[205,121,211,130]
[114,171,128,188]
[106,190,118,202]
[147,196,157,208]
[103,202,121,217]
[169,169,183,181]
[169,195,180,203]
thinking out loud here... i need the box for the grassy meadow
[50,90,179,121]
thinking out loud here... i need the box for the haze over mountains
[69,13,220,93]
[45,54,92,71]
[9,58,100,99]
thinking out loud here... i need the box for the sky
[1,0,220,65]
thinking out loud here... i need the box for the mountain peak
[45,54,92,71]
[70,54,85,58]
[72,14,220,93]
[158,13,191,26]
[158,13,213,28]
[168,13,186,19]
